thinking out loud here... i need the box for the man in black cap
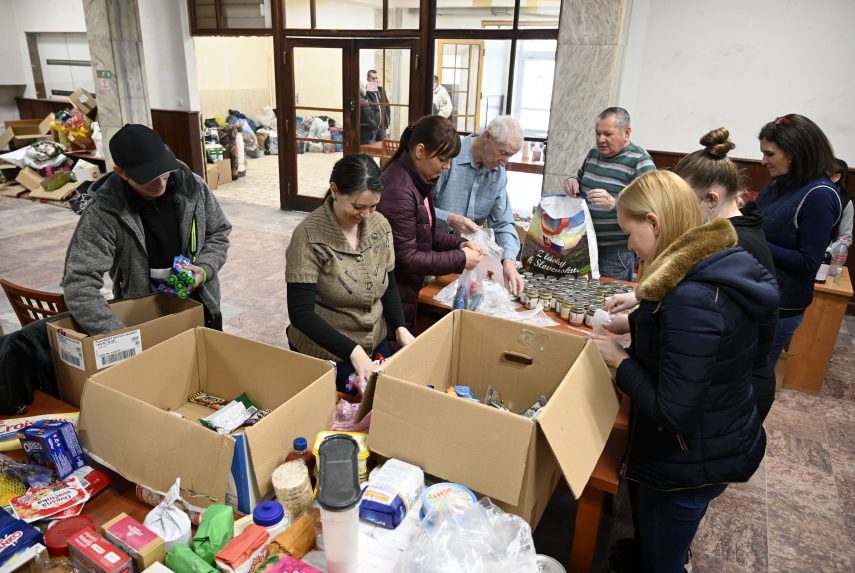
[62,124,231,334]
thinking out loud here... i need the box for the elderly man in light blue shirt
[434,115,525,295]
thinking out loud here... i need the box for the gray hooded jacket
[62,161,231,335]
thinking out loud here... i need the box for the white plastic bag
[462,228,505,285]
[143,477,192,551]
[394,497,538,573]
[435,278,557,328]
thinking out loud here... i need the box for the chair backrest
[382,139,400,155]
[0,279,68,327]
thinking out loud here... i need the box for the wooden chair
[0,279,68,327]
[380,139,399,168]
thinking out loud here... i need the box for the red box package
[68,529,132,573]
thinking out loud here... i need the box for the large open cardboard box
[78,328,336,510]
[47,294,204,406]
[362,310,620,525]
[0,114,54,150]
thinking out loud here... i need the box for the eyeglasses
[774,116,791,126]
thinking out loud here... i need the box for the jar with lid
[520,287,532,305]
[558,300,572,321]
[569,304,586,326]
[525,291,540,310]
[539,291,553,311]
[584,305,597,328]
[253,500,290,541]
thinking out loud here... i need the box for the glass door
[281,38,417,210]
[437,40,484,133]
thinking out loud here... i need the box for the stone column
[543,0,628,195]
[82,0,151,170]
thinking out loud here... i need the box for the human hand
[349,345,379,385]
[448,213,480,234]
[605,292,638,313]
[563,177,580,196]
[462,247,483,270]
[590,333,629,371]
[179,263,206,292]
[460,240,485,255]
[586,189,616,210]
[602,313,629,335]
[503,260,525,296]
[395,327,416,348]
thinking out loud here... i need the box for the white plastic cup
[320,505,359,573]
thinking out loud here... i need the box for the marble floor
[1,194,853,572]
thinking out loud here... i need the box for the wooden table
[8,392,152,525]
[417,274,629,573]
[783,267,853,394]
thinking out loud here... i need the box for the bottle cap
[45,515,96,557]
[293,437,307,451]
[252,500,285,527]
[316,435,361,512]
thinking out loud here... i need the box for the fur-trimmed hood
[636,218,778,320]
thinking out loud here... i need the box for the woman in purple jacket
[378,115,483,329]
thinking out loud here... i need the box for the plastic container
[252,500,289,541]
[316,434,361,573]
[419,482,477,521]
[272,461,314,521]
[312,431,370,484]
[829,241,848,284]
[285,437,316,485]
[44,515,96,557]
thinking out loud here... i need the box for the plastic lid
[293,437,308,452]
[45,515,96,557]
[316,434,361,512]
[253,500,285,527]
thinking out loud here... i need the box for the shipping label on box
[93,330,142,370]
[56,332,85,370]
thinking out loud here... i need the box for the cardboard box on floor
[361,310,620,526]
[0,114,54,150]
[205,164,219,190]
[47,294,204,406]
[15,167,80,200]
[215,159,231,185]
[78,328,336,510]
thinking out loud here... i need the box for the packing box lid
[0,115,54,149]
[363,310,620,505]
[78,328,336,508]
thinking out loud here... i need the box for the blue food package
[18,420,86,479]
[453,386,479,401]
[359,459,424,530]
[0,515,44,565]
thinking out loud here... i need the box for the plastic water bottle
[829,241,848,284]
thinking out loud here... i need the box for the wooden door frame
[436,39,484,133]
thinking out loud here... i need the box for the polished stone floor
[1,194,853,572]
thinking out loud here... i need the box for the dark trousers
[630,481,727,573]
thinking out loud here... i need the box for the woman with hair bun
[755,114,842,368]
[606,128,779,420]
[379,115,484,329]
[286,153,414,392]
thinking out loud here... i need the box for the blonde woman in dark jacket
[593,171,778,573]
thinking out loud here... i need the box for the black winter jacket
[616,219,779,490]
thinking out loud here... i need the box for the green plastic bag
[192,503,235,565]
[166,545,218,573]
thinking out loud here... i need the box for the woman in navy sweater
[754,114,842,367]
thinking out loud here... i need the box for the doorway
[281,38,418,211]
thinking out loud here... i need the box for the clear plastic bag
[462,228,505,285]
[394,497,538,573]
[435,278,557,328]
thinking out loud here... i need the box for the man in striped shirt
[565,107,655,280]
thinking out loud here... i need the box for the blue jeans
[635,482,727,573]
[767,312,804,369]
[598,249,636,281]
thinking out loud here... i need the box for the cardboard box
[215,159,232,185]
[361,310,620,526]
[47,294,204,406]
[0,115,54,150]
[101,513,165,572]
[78,328,336,510]
[68,88,97,117]
[15,167,79,200]
[205,164,219,190]
[0,182,26,198]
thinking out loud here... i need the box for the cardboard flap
[80,381,235,506]
[245,369,336,496]
[0,130,12,151]
[28,182,80,200]
[537,341,620,498]
[369,373,535,505]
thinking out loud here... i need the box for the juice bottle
[285,437,315,486]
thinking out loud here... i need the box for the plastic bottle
[829,241,848,284]
[252,500,289,541]
[285,437,316,485]
[452,282,467,310]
